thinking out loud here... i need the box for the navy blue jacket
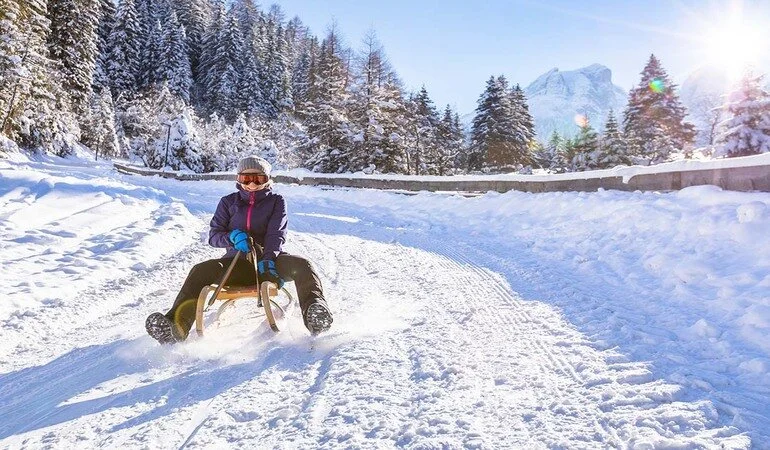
[208,184,287,260]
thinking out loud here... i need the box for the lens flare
[648,78,665,94]
[574,114,588,127]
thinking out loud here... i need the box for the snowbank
[0,158,203,325]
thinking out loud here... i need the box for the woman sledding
[145,156,333,344]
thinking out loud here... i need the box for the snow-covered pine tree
[27,68,81,156]
[229,0,265,117]
[275,26,294,112]
[239,46,264,117]
[450,111,468,172]
[229,113,261,161]
[159,9,192,102]
[254,6,275,115]
[232,0,260,44]
[198,0,225,112]
[468,76,496,172]
[562,137,578,172]
[253,8,270,71]
[0,0,25,138]
[134,0,151,83]
[107,0,141,97]
[597,110,630,168]
[348,31,408,173]
[48,0,104,158]
[469,75,529,172]
[571,120,600,171]
[138,0,177,92]
[717,72,770,157]
[171,0,212,103]
[406,86,440,175]
[214,11,246,121]
[93,0,116,93]
[199,5,246,121]
[198,112,229,171]
[526,141,545,172]
[509,83,536,166]
[531,131,555,170]
[266,4,285,28]
[285,17,310,104]
[165,107,203,171]
[0,0,80,155]
[302,25,352,172]
[284,17,303,60]
[140,18,165,89]
[433,105,462,175]
[82,89,119,159]
[543,131,567,172]
[118,83,194,168]
[623,54,695,164]
[484,75,514,172]
[261,24,293,117]
[48,0,100,118]
[374,78,411,174]
[134,0,169,90]
[691,91,726,147]
[294,36,318,119]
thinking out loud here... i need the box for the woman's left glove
[258,260,285,289]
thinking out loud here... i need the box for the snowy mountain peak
[524,64,627,140]
[582,63,612,79]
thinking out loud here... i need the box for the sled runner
[194,239,294,336]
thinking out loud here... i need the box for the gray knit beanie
[237,156,272,175]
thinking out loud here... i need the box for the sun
[700,7,767,82]
[705,22,762,79]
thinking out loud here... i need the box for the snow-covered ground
[1,155,768,448]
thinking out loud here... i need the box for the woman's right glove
[229,229,251,253]
[257,260,285,289]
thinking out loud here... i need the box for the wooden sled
[194,238,294,337]
[194,281,294,336]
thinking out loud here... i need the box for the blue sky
[273,0,770,115]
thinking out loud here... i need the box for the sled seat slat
[217,284,279,299]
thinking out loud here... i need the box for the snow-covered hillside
[524,64,628,140]
[2,155,769,448]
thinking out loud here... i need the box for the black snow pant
[165,253,326,340]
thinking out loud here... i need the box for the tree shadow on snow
[0,335,335,440]
[0,340,138,439]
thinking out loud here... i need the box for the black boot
[145,312,182,344]
[304,301,333,336]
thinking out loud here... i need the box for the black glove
[257,260,284,289]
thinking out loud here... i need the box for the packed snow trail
[0,225,746,448]
[1,157,766,448]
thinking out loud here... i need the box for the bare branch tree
[691,91,726,146]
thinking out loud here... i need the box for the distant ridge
[524,64,627,140]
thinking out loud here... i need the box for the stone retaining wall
[113,162,770,193]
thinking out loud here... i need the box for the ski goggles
[237,173,269,185]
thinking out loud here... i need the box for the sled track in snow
[276,214,745,447]
[255,214,747,448]
[408,231,740,445]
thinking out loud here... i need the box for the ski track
[0,190,756,448]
